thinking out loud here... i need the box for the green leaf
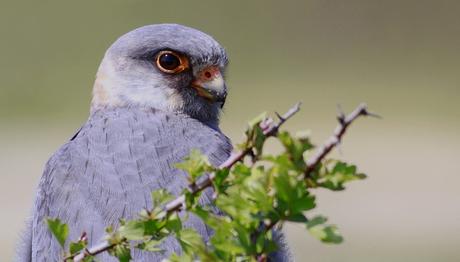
[237,112,268,153]
[69,240,86,255]
[165,253,193,262]
[177,228,205,254]
[192,206,226,231]
[307,216,343,244]
[213,168,230,194]
[318,161,366,191]
[117,218,166,240]
[255,230,277,255]
[216,192,256,228]
[265,154,296,176]
[151,189,175,207]
[255,233,266,254]
[212,231,247,255]
[175,149,213,182]
[233,224,253,254]
[285,212,308,222]
[231,163,252,184]
[252,125,266,156]
[307,215,327,227]
[46,218,68,248]
[241,166,273,212]
[184,190,201,210]
[176,228,220,260]
[273,170,315,215]
[292,193,316,212]
[241,112,268,156]
[165,213,182,233]
[137,239,164,252]
[192,206,248,256]
[82,256,95,262]
[144,219,166,236]
[118,220,145,240]
[277,131,313,170]
[109,244,132,262]
[232,163,252,176]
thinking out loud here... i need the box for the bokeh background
[1,0,459,261]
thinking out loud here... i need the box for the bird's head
[91,24,228,124]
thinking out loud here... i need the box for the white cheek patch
[126,84,178,110]
[91,59,124,109]
[91,56,183,112]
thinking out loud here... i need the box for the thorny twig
[255,103,377,260]
[72,102,376,261]
[304,103,378,176]
[71,103,302,262]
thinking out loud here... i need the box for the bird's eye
[156,51,189,74]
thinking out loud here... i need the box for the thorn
[275,112,285,122]
[79,232,88,242]
[294,101,302,110]
[364,110,383,119]
[336,104,345,124]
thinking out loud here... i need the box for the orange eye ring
[155,50,189,74]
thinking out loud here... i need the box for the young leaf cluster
[46,104,368,262]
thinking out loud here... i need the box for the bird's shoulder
[37,107,232,197]
[32,108,233,260]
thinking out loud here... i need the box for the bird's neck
[90,59,125,113]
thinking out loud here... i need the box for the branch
[71,102,302,262]
[165,102,301,213]
[255,103,376,260]
[304,103,377,176]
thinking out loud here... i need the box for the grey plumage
[16,24,291,261]
[22,107,232,261]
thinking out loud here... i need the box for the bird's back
[28,107,232,261]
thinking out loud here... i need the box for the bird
[16,24,290,261]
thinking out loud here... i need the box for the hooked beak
[191,66,227,107]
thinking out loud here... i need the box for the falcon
[17,24,290,261]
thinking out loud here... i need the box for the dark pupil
[159,53,180,70]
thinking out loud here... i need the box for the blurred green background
[1,0,459,261]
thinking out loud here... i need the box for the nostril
[204,71,212,79]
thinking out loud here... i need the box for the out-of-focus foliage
[47,111,365,261]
